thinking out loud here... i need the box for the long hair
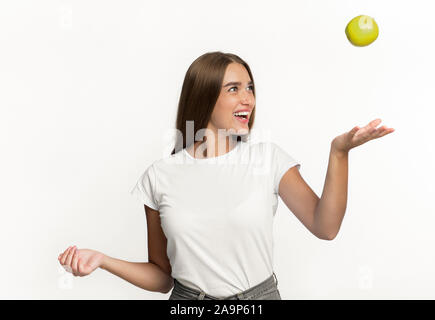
[170,51,256,155]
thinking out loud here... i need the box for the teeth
[233,111,249,116]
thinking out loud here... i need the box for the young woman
[57,51,394,300]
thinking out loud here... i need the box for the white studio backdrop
[0,0,434,299]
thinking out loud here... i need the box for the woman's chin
[226,120,249,135]
[233,126,249,135]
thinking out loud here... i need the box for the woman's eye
[229,85,254,92]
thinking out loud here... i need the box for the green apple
[345,15,379,47]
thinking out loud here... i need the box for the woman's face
[208,62,255,136]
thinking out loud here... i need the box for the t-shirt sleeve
[130,163,159,210]
[270,142,301,194]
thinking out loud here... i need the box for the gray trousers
[169,272,281,300]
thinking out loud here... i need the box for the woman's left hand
[331,118,395,154]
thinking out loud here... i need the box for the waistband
[173,272,278,300]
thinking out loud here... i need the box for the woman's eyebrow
[223,81,253,87]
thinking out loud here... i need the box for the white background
[1,0,434,299]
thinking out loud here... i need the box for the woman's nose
[240,90,253,104]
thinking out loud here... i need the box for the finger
[374,126,394,139]
[71,249,79,276]
[371,126,386,138]
[369,125,379,135]
[65,246,76,267]
[358,120,378,136]
[360,124,377,140]
[350,126,360,135]
[59,246,72,265]
[361,118,381,135]
[60,246,71,259]
[58,247,68,261]
[369,118,382,128]
[77,258,82,276]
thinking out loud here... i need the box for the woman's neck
[189,136,238,159]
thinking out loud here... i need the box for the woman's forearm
[100,255,174,293]
[313,143,349,240]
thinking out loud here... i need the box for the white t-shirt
[130,138,301,298]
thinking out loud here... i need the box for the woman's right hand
[58,246,105,277]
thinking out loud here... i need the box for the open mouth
[233,111,249,120]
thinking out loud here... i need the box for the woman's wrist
[100,254,109,270]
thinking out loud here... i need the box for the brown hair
[170,51,256,155]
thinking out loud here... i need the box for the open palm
[332,118,395,153]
